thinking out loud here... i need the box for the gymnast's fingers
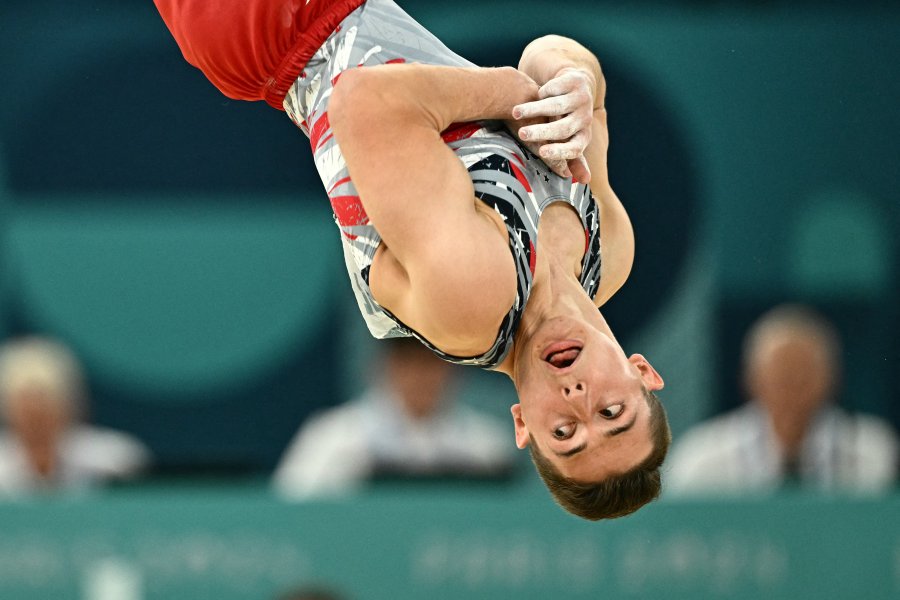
[567,155,591,184]
[512,95,576,120]
[538,73,592,104]
[545,158,572,179]
[536,128,591,160]
[539,143,583,162]
[522,139,571,178]
[518,113,588,143]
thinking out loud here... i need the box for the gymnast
[154,0,671,520]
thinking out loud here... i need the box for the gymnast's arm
[514,35,635,306]
[329,64,538,353]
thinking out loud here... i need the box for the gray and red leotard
[155,0,602,369]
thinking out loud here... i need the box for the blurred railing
[0,486,897,599]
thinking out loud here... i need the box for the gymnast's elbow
[330,67,405,145]
[329,68,373,142]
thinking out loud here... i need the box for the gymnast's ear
[511,404,530,449]
[628,354,664,391]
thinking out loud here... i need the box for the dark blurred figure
[0,337,150,496]
[273,338,515,499]
[666,304,898,495]
[276,585,346,600]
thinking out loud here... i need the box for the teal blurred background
[0,1,898,598]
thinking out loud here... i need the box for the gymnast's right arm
[328,64,537,354]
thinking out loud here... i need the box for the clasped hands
[506,67,596,185]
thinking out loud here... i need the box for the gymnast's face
[509,319,664,482]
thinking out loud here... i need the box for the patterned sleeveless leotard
[283,0,602,368]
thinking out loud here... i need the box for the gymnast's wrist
[486,66,539,118]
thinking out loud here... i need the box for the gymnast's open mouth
[542,341,582,370]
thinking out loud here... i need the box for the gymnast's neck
[494,204,620,376]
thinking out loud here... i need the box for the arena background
[0,1,897,598]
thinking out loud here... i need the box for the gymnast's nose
[562,381,594,416]
[562,381,587,400]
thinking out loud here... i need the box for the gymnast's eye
[599,404,623,419]
[553,424,575,440]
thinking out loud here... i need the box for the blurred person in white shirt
[274,337,516,499]
[0,337,150,496]
[666,304,898,495]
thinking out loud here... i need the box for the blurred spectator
[666,304,898,495]
[274,337,515,499]
[0,337,151,496]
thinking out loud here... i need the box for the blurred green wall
[0,1,897,470]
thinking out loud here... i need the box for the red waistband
[264,0,367,110]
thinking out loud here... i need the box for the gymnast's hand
[510,67,596,184]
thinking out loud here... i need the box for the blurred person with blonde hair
[666,304,898,495]
[0,337,151,495]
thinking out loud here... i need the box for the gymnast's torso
[283,0,602,368]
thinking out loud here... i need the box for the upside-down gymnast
[154,0,671,520]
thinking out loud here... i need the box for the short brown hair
[529,388,670,521]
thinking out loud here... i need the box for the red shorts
[154,0,367,110]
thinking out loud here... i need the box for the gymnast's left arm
[513,35,635,306]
